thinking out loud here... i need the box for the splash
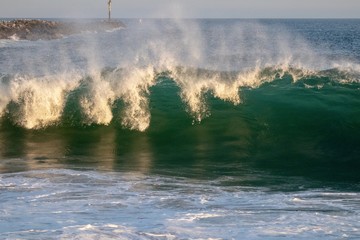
[0,73,81,129]
[1,65,359,131]
[0,67,156,131]
[106,66,156,131]
[1,19,359,130]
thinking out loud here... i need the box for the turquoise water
[0,19,359,239]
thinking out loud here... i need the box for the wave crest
[0,65,359,131]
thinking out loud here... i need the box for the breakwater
[0,19,125,40]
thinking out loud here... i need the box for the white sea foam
[0,67,156,130]
[79,72,115,125]
[0,169,359,239]
[109,66,156,131]
[0,72,81,128]
[1,63,359,130]
[1,19,359,130]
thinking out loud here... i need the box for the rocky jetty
[0,19,125,40]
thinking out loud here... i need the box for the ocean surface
[0,19,359,239]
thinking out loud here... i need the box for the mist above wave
[0,19,359,130]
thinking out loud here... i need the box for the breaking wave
[0,64,359,131]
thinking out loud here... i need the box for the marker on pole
[108,0,112,21]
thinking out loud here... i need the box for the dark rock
[0,19,126,41]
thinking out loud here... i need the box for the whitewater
[0,19,359,239]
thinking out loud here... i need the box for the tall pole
[108,0,112,21]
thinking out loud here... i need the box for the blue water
[0,19,359,239]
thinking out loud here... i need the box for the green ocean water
[1,68,359,184]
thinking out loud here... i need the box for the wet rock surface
[0,19,125,40]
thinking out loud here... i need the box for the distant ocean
[0,19,359,239]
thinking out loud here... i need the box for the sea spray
[1,65,358,130]
[78,73,115,126]
[1,18,360,240]
[0,73,81,129]
[106,66,156,131]
[0,19,359,130]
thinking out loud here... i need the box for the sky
[1,0,360,19]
